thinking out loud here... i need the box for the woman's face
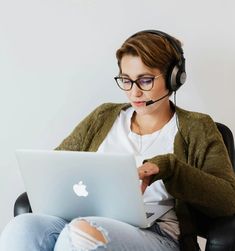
[120,55,170,116]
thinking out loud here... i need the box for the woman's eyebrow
[119,73,154,78]
[119,73,129,77]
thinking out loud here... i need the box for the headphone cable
[173,91,189,158]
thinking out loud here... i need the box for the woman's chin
[132,105,149,116]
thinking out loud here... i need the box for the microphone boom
[145,92,170,106]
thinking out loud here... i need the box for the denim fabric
[0,214,179,251]
[0,214,67,251]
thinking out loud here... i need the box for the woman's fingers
[138,162,160,193]
[141,177,151,193]
[138,162,159,179]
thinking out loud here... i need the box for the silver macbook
[15,150,172,228]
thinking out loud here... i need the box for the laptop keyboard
[146,212,154,218]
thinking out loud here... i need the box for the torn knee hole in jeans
[67,218,110,250]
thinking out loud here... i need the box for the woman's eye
[139,78,152,85]
[122,78,131,84]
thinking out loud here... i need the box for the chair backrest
[216,122,235,171]
[196,123,235,239]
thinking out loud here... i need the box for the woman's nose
[130,83,143,97]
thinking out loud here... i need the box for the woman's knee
[0,213,67,251]
[1,214,39,238]
[0,214,41,250]
[55,217,110,251]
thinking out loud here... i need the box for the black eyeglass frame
[114,74,163,91]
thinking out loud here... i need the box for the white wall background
[0,0,234,245]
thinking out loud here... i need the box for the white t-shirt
[97,107,180,239]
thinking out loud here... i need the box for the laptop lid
[16,149,172,228]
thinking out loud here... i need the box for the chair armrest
[13,192,32,217]
[205,215,235,251]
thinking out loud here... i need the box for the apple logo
[73,181,89,197]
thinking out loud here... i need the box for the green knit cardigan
[56,103,235,250]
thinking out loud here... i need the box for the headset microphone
[145,92,170,106]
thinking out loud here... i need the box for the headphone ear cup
[166,63,187,92]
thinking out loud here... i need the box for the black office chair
[13,122,235,251]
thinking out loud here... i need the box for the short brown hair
[116,31,182,77]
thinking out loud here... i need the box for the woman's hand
[138,162,160,194]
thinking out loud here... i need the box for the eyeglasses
[114,74,163,91]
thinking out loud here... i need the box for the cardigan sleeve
[145,115,235,218]
[55,105,104,151]
[54,103,125,151]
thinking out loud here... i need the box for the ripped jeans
[0,214,179,251]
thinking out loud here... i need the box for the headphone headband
[131,29,184,55]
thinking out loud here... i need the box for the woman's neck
[131,102,174,135]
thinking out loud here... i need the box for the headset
[129,29,187,92]
[129,30,189,155]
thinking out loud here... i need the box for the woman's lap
[55,216,179,251]
[0,214,179,251]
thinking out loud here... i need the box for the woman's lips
[132,101,146,107]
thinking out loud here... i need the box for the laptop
[15,149,172,228]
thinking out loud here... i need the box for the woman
[1,30,235,251]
